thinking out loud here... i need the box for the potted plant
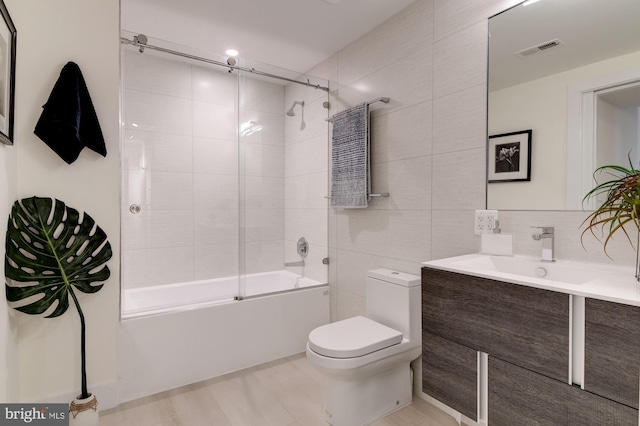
[4,197,112,424]
[581,157,640,279]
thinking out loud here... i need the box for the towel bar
[325,192,390,199]
[326,97,390,122]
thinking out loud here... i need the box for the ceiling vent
[514,38,563,59]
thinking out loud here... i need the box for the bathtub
[118,270,329,403]
[121,270,323,319]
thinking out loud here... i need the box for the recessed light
[225,49,239,57]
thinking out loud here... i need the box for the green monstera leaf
[5,196,112,399]
[5,196,112,316]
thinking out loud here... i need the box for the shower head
[286,100,305,117]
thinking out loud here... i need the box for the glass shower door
[236,58,330,300]
[120,35,242,316]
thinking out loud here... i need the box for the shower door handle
[129,204,141,214]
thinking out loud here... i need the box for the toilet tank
[366,269,421,343]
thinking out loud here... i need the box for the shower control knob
[129,204,141,214]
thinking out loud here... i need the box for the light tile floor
[100,353,460,426]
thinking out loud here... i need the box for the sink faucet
[531,226,555,262]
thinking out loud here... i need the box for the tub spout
[285,260,305,267]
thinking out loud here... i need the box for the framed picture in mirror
[0,0,15,146]
[488,129,532,183]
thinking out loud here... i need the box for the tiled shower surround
[121,47,329,291]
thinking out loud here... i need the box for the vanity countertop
[422,253,640,307]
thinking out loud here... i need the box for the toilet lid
[308,316,403,358]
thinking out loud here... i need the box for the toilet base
[323,362,412,426]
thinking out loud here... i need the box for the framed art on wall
[0,0,15,146]
[488,129,532,183]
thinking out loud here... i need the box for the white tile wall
[498,210,637,266]
[123,130,193,173]
[243,144,285,178]
[284,135,327,177]
[336,46,434,115]
[370,156,432,211]
[433,0,522,42]
[370,101,433,163]
[283,74,330,285]
[124,50,192,98]
[193,244,239,280]
[322,0,634,322]
[431,210,480,260]
[335,209,431,263]
[124,89,193,135]
[284,173,327,210]
[433,21,488,99]
[242,78,285,113]
[433,83,487,154]
[122,246,195,289]
[337,0,435,86]
[192,137,238,175]
[240,111,285,147]
[191,66,237,105]
[193,101,237,140]
[284,97,330,146]
[432,147,485,211]
[193,209,239,247]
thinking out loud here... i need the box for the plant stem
[69,287,89,399]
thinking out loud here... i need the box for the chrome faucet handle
[530,226,554,234]
[531,226,555,262]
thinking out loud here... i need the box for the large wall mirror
[487,0,640,211]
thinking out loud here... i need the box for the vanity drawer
[490,356,637,426]
[422,332,477,421]
[422,267,569,382]
[585,298,640,409]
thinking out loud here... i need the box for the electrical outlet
[474,210,499,235]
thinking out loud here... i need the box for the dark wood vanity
[422,267,639,425]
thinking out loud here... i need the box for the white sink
[447,255,594,285]
[422,253,640,307]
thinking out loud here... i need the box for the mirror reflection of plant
[4,197,112,400]
[581,157,640,256]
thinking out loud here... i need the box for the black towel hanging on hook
[34,61,107,164]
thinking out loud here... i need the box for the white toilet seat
[308,315,403,358]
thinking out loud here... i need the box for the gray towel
[330,103,369,208]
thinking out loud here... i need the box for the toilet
[306,269,421,426]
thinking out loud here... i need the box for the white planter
[69,394,98,426]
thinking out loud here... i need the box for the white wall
[596,99,638,169]
[0,119,17,402]
[298,0,521,322]
[4,0,120,406]
[489,50,640,210]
